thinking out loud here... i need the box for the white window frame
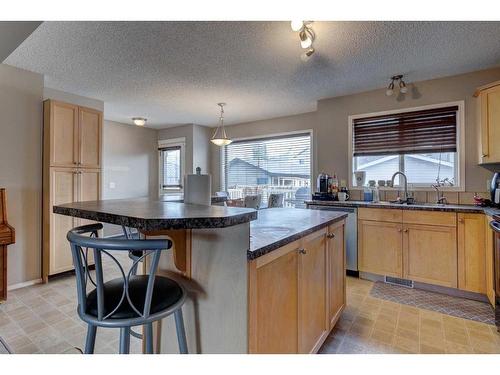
[159,137,186,195]
[348,101,465,191]
[220,129,314,193]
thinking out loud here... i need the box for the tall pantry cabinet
[42,100,102,281]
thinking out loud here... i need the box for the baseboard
[7,278,43,291]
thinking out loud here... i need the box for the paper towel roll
[184,173,211,206]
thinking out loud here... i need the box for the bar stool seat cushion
[85,275,183,319]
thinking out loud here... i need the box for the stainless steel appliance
[316,173,330,194]
[490,214,500,331]
[308,204,358,273]
[491,173,500,206]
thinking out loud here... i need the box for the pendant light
[211,103,232,146]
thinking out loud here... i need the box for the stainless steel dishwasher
[307,204,358,273]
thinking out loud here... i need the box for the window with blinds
[159,145,182,190]
[351,105,461,187]
[222,133,311,207]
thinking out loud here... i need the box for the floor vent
[384,276,414,288]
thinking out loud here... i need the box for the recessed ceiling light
[132,117,147,126]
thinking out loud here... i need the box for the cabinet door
[485,216,496,306]
[50,168,77,274]
[403,224,457,288]
[479,86,500,163]
[48,101,79,167]
[327,222,345,329]
[358,220,403,277]
[299,230,327,354]
[249,246,299,353]
[79,107,102,168]
[457,214,486,293]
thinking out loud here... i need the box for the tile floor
[2,268,500,354]
[319,277,500,354]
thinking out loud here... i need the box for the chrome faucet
[391,171,410,202]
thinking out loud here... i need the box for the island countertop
[53,198,257,231]
[248,208,347,260]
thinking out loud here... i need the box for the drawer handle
[298,248,307,255]
[326,233,335,239]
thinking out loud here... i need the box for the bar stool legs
[144,323,154,354]
[119,327,131,354]
[174,309,188,354]
[84,324,97,354]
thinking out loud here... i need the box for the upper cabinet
[44,100,102,169]
[475,81,500,164]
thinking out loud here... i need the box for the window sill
[348,186,465,192]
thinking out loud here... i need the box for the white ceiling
[5,21,500,129]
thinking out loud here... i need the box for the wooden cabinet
[299,230,327,353]
[485,215,496,305]
[358,208,458,288]
[457,213,486,293]
[358,219,403,277]
[327,221,346,329]
[475,82,500,164]
[43,100,102,280]
[248,221,345,354]
[403,224,457,288]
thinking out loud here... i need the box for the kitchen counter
[249,208,347,259]
[305,199,500,214]
[54,197,256,231]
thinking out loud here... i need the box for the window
[350,103,464,189]
[159,138,185,193]
[222,132,311,207]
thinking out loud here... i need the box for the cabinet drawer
[358,208,402,223]
[402,210,456,227]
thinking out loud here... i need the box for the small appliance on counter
[490,214,500,331]
[491,173,500,207]
[312,173,349,201]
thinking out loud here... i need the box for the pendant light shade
[211,103,232,146]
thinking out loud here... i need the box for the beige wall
[0,64,44,287]
[211,67,500,193]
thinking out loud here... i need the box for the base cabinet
[248,221,345,354]
[403,224,457,288]
[358,219,403,277]
[457,213,486,293]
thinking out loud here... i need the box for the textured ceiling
[5,21,500,128]
[0,22,41,62]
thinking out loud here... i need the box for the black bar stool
[67,223,188,354]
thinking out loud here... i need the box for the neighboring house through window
[349,102,465,190]
[221,132,312,207]
[159,137,185,194]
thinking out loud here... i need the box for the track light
[386,75,408,97]
[291,21,316,61]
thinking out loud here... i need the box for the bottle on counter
[363,186,373,202]
[331,173,339,193]
[372,185,380,203]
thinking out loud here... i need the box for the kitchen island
[54,199,347,354]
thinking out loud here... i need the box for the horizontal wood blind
[353,106,458,156]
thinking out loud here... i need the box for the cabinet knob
[298,248,307,255]
[327,233,335,239]
[459,218,464,223]
[403,228,408,232]
[397,228,402,232]
[482,154,488,158]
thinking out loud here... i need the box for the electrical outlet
[109,182,116,189]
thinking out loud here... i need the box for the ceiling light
[290,20,304,32]
[385,75,408,97]
[301,48,315,62]
[211,103,232,146]
[132,117,147,126]
[291,21,316,61]
[299,31,313,49]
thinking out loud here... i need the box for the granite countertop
[248,208,347,260]
[305,200,500,215]
[54,198,257,231]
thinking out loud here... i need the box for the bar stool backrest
[67,223,172,322]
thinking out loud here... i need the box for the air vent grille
[384,276,414,288]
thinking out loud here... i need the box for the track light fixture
[386,75,408,96]
[290,21,316,61]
